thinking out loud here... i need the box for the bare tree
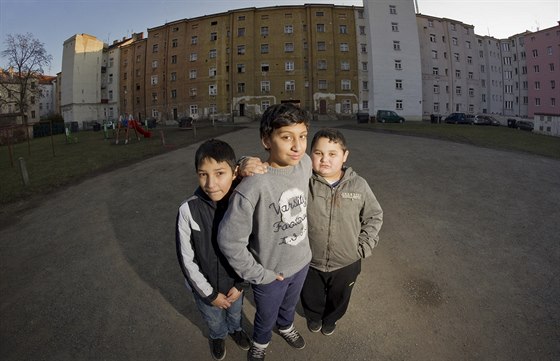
[1,33,52,124]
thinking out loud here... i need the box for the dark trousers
[251,264,309,345]
[300,259,361,326]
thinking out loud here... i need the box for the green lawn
[345,122,560,159]
[0,122,241,205]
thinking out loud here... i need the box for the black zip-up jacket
[176,186,245,305]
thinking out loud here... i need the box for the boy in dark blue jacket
[176,139,251,360]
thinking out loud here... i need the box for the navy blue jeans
[193,291,244,340]
[251,264,309,345]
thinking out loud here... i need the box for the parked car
[516,120,534,131]
[177,116,194,128]
[445,112,473,124]
[376,110,405,123]
[473,115,492,125]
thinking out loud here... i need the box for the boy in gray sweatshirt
[218,103,312,361]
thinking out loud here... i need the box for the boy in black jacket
[176,139,251,360]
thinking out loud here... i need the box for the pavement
[1,121,559,361]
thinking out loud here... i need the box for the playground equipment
[65,127,78,143]
[115,115,152,144]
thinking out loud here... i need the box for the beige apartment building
[120,4,361,122]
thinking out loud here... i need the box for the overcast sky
[1,0,558,74]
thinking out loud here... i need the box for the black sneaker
[278,326,306,349]
[210,338,226,360]
[247,344,266,361]
[321,323,336,336]
[230,329,251,350]
[307,319,322,333]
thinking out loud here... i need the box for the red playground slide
[129,120,152,138]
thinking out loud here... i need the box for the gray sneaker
[278,326,305,349]
[247,344,266,361]
[210,338,226,360]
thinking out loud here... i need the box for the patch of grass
[344,122,560,159]
[0,122,241,205]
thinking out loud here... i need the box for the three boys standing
[177,103,383,360]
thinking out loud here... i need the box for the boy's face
[262,123,308,168]
[197,158,236,202]
[311,137,349,182]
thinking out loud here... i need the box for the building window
[551,80,556,89]
[395,60,402,70]
[151,92,157,102]
[341,79,351,90]
[434,102,440,113]
[190,53,197,61]
[237,45,245,55]
[171,72,177,81]
[547,46,553,55]
[469,88,474,97]
[190,87,197,96]
[428,20,433,27]
[535,81,540,90]
[172,39,178,48]
[391,22,399,32]
[209,49,217,58]
[396,100,403,110]
[395,79,402,90]
[466,41,471,49]
[360,44,367,54]
[209,85,217,95]
[261,44,269,54]
[431,50,437,59]
[452,37,458,46]
[317,24,326,32]
[151,75,158,85]
[191,36,197,45]
[456,86,462,95]
[550,63,555,71]
[339,25,347,34]
[171,89,177,98]
[430,34,436,42]
[238,15,245,21]
[389,5,397,14]
[284,42,294,52]
[341,61,350,71]
[261,101,270,112]
[359,26,366,35]
[532,49,538,57]
[190,105,198,115]
[534,65,540,72]
[433,84,440,93]
[393,41,401,51]
[152,60,158,68]
[342,99,351,113]
[316,11,324,16]
[468,71,473,79]
[261,63,269,72]
[237,64,245,73]
[362,62,368,71]
[340,43,349,52]
[318,41,326,51]
[285,61,294,71]
[362,100,369,109]
[189,70,197,79]
[432,67,439,75]
[210,32,217,41]
[209,67,217,77]
[535,98,541,106]
[454,53,460,62]
[209,104,217,115]
[237,82,245,93]
[238,27,245,37]
[261,26,269,36]
[362,81,368,90]
[152,44,159,53]
[284,25,293,34]
[171,55,177,64]
[318,59,327,70]
[318,79,327,89]
[285,80,295,91]
[455,70,461,78]
[261,81,270,92]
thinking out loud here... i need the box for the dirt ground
[1,122,559,361]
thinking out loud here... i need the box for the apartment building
[417,14,480,117]
[124,4,361,123]
[38,75,57,118]
[525,23,559,118]
[477,36,503,114]
[366,0,422,120]
[0,67,41,125]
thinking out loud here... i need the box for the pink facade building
[526,23,560,118]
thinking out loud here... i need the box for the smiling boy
[218,103,312,361]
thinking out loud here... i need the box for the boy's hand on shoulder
[275,273,284,281]
[238,157,268,177]
[226,287,243,302]
[211,293,232,309]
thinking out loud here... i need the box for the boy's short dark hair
[260,103,310,139]
[311,128,348,152]
[194,139,237,171]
